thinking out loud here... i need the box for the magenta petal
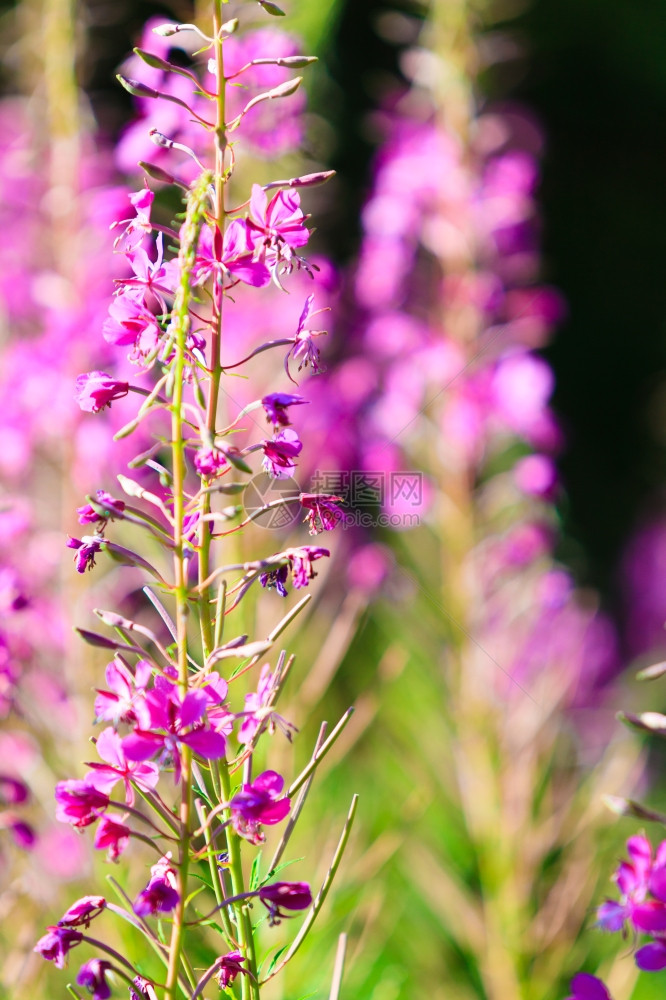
[636,941,666,972]
[94,691,119,721]
[85,766,121,796]
[228,258,271,287]
[11,820,36,849]
[258,797,291,825]
[650,868,666,902]
[145,689,171,729]
[631,900,666,932]
[178,690,208,729]
[203,672,228,706]
[181,728,227,759]
[135,660,153,690]
[105,660,132,698]
[570,973,612,1000]
[122,731,165,762]
[656,841,666,868]
[616,860,639,896]
[132,762,160,790]
[627,835,652,868]
[253,770,284,796]
[95,727,123,767]
[596,900,626,932]
[224,218,253,256]
[249,184,267,226]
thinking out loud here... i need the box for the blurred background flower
[2,0,666,998]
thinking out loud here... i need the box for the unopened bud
[269,77,302,99]
[138,161,178,185]
[221,18,239,34]
[116,75,160,99]
[265,170,336,191]
[258,0,286,15]
[152,22,180,36]
[240,77,302,118]
[133,48,173,73]
[149,129,173,148]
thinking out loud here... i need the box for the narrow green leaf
[249,851,263,891]
[264,945,288,976]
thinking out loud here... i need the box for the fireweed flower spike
[37,6,355,1000]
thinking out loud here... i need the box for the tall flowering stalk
[272,3,646,997]
[34,4,353,998]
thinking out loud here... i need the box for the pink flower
[7,818,35,849]
[248,184,310,270]
[261,392,308,427]
[258,881,312,924]
[285,295,328,379]
[0,775,28,805]
[75,372,129,413]
[77,958,112,1000]
[93,815,131,862]
[34,926,82,969]
[514,454,557,498]
[58,896,106,928]
[94,658,152,729]
[130,977,156,999]
[597,835,666,934]
[113,187,155,251]
[103,290,162,360]
[193,220,271,288]
[216,952,246,989]
[299,494,346,534]
[77,490,126,527]
[636,939,666,971]
[117,234,179,312]
[238,665,275,744]
[86,727,160,807]
[194,445,228,479]
[55,779,109,828]
[288,546,330,588]
[67,535,102,573]
[262,428,302,478]
[230,770,291,843]
[133,855,180,917]
[122,681,227,783]
[259,546,330,598]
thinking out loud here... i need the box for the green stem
[198,0,227,658]
[200,802,238,946]
[219,760,255,1000]
[163,166,211,1000]
[242,905,261,1000]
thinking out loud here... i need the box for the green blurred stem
[219,759,258,1000]
[199,801,238,946]
[198,0,227,658]
[164,166,198,1000]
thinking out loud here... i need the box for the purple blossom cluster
[597,835,666,972]
[28,7,355,997]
